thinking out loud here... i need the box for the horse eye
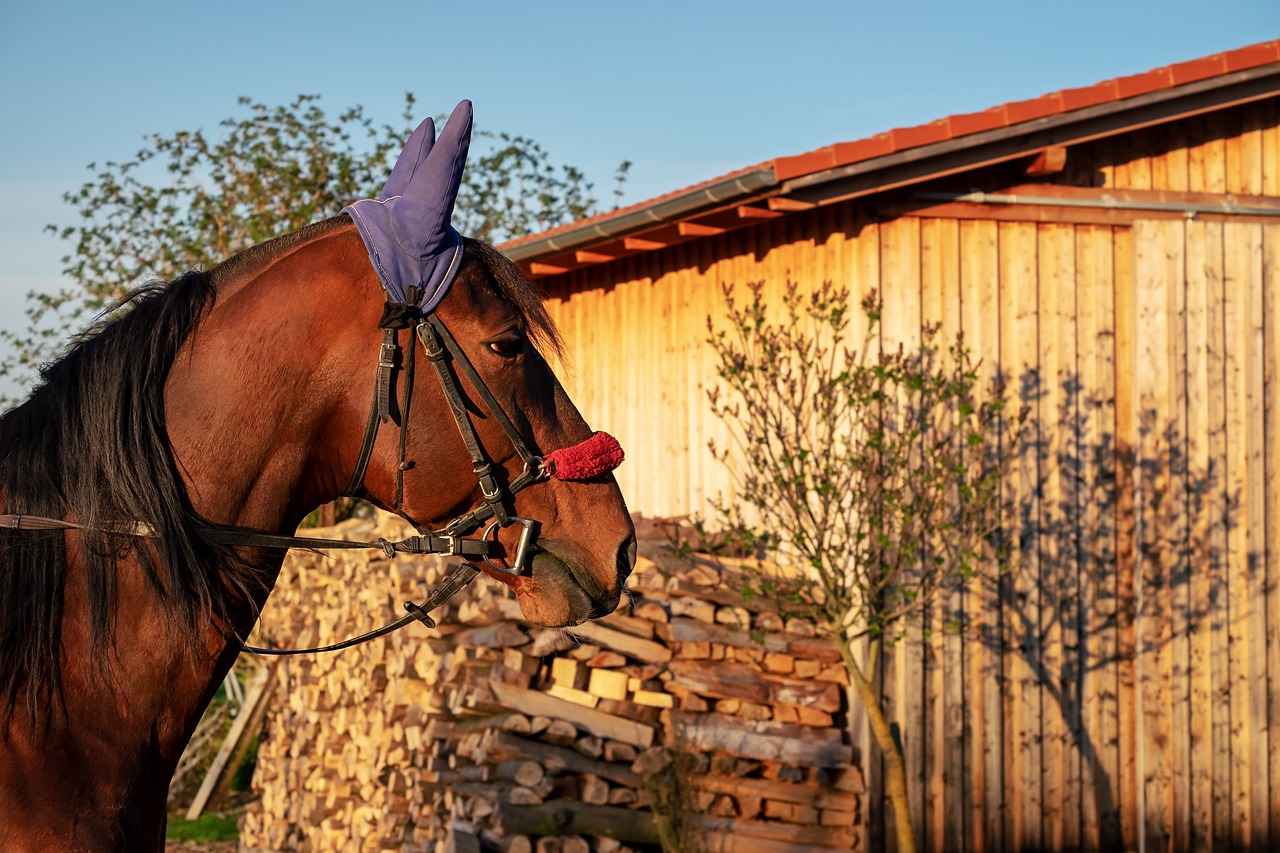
[488,336,525,358]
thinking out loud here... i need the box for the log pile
[239,513,864,852]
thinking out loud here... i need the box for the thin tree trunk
[839,635,917,853]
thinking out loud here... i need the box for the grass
[165,813,239,842]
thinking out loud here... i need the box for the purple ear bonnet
[342,100,473,313]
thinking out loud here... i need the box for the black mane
[462,237,562,359]
[0,262,285,726]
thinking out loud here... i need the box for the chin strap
[236,427,623,655]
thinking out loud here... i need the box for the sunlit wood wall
[537,101,1280,851]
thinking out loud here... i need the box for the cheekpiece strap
[375,328,399,425]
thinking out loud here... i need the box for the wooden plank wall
[536,101,1280,851]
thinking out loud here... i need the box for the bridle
[343,295,550,578]
[3,295,622,656]
[239,291,622,655]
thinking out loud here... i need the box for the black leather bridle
[241,299,559,654]
[3,300,585,655]
[342,300,550,574]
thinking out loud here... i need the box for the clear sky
[0,0,1276,389]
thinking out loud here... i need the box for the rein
[3,305,623,658]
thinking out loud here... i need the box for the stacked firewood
[239,513,864,852]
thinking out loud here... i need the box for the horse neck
[164,224,379,540]
[0,224,388,850]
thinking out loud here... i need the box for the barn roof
[500,40,1280,278]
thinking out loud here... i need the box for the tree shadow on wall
[946,365,1248,853]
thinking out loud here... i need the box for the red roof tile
[784,39,1278,183]
[1169,55,1229,86]
[773,147,837,182]
[1002,91,1066,125]
[1224,41,1280,72]
[889,119,952,151]
[831,133,896,166]
[1116,67,1175,99]
[944,107,1006,138]
[501,40,1280,254]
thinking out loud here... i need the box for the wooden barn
[498,42,1280,852]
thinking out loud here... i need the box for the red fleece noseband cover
[545,432,624,481]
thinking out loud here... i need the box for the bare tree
[707,280,1027,853]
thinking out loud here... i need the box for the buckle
[481,517,540,576]
[480,477,503,501]
[379,342,398,369]
[437,534,462,557]
[525,456,551,482]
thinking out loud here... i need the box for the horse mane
[0,218,345,726]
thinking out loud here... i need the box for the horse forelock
[460,237,563,361]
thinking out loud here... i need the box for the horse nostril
[588,590,622,620]
[617,534,637,585]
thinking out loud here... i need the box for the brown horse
[0,217,636,850]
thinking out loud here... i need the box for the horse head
[336,101,636,626]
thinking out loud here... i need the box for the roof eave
[501,166,778,263]
[784,63,1280,208]
[502,57,1280,277]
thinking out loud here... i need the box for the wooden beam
[595,609,656,639]
[887,184,1280,227]
[766,196,817,211]
[483,730,644,788]
[978,183,1280,211]
[1025,144,1068,176]
[185,663,275,819]
[668,617,841,662]
[622,236,667,251]
[688,814,855,848]
[736,205,784,220]
[677,221,726,237]
[670,710,853,765]
[489,681,655,747]
[496,802,660,845]
[574,250,616,264]
[686,774,859,811]
[570,621,673,664]
[668,660,841,712]
[528,262,570,276]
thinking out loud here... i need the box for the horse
[0,102,636,850]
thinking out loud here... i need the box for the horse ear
[342,100,473,309]
[395,100,472,257]
[379,117,436,200]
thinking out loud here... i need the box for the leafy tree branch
[2,93,629,406]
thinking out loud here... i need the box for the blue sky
[0,0,1276,390]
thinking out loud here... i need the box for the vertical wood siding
[536,102,1280,851]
